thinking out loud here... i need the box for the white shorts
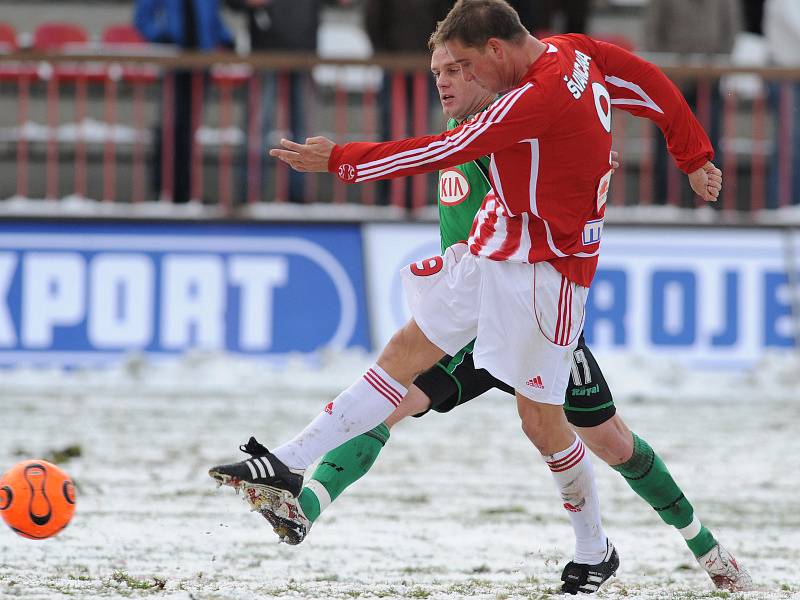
[401,243,587,405]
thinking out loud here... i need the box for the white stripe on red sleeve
[356,84,530,173]
[354,84,533,182]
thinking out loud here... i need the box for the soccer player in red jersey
[212,1,726,592]
[256,42,752,593]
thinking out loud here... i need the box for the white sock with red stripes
[544,435,608,564]
[272,364,406,470]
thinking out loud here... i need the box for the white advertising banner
[363,224,798,369]
[363,223,440,350]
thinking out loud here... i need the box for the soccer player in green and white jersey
[248,42,752,592]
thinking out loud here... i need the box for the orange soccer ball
[0,460,76,539]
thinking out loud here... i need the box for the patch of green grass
[480,505,528,517]
[44,444,82,464]
[44,582,82,597]
[401,566,438,575]
[407,588,431,598]
[397,494,430,504]
[448,579,495,595]
[313,574,340,582]
[111,570,166,591]
[524,588,560,600]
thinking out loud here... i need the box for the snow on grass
[0,351,798,599]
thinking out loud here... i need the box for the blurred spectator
[134,0,234,203]
[366,0,452,57]
[365,0,452,205]
[227,0,321,203]
[505,0,536,32]
[523,0,591,35]
[742,0,766,34]
[726,0,769,101]
[643,0,741,205]
[764,0,800,206]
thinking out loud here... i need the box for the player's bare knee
[517,396,573,455]
[520,417,549,453]
[379,321,443,381]
[577,416,634,466]
[380,326,422,375]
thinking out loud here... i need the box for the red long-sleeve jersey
[329,34,713,287]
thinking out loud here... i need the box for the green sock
[612,432,717,558]
[298,423,390,523]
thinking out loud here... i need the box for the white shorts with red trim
[401,243,587,405]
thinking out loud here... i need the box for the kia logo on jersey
[439,169,470,206]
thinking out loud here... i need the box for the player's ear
[487,38,504,62]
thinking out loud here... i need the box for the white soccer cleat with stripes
[697,543,754,592]
[209,436,304,499]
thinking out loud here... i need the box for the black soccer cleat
[208,436,304,498]
[560,539,619,595]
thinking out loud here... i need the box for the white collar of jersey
[547,43,558,53]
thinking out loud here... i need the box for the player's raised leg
[208,318,444,497]
[258,348,503,544]
[255,386,431,544]
[209,242,478,500]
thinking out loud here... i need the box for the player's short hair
[436,0,528,49]
[427,29,442,52]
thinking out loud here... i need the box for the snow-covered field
[1,350,799,600]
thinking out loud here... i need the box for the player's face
[430,47,488,121]
[443,38,505,93]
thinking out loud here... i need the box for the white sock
[272,364,407,470]
[544,435,608,564]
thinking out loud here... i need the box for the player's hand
[610,150,620,173]
[688,161,722,202]
[268,137,335,172]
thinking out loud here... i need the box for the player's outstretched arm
[688,161,722,202]
[269,137,336,172]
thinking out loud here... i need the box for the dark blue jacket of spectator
[134,0,234,50]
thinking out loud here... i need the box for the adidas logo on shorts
[526,375,545,389]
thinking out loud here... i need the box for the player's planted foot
[697,543,754,591]
[208,436,304,498]
[560,539,619,595]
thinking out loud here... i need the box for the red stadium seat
[0,21,18,52]
[101,24,145,46]
[101,24,159,84]
[32,22,93,81]
[0,22,38,81]
[33,22,89,52]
